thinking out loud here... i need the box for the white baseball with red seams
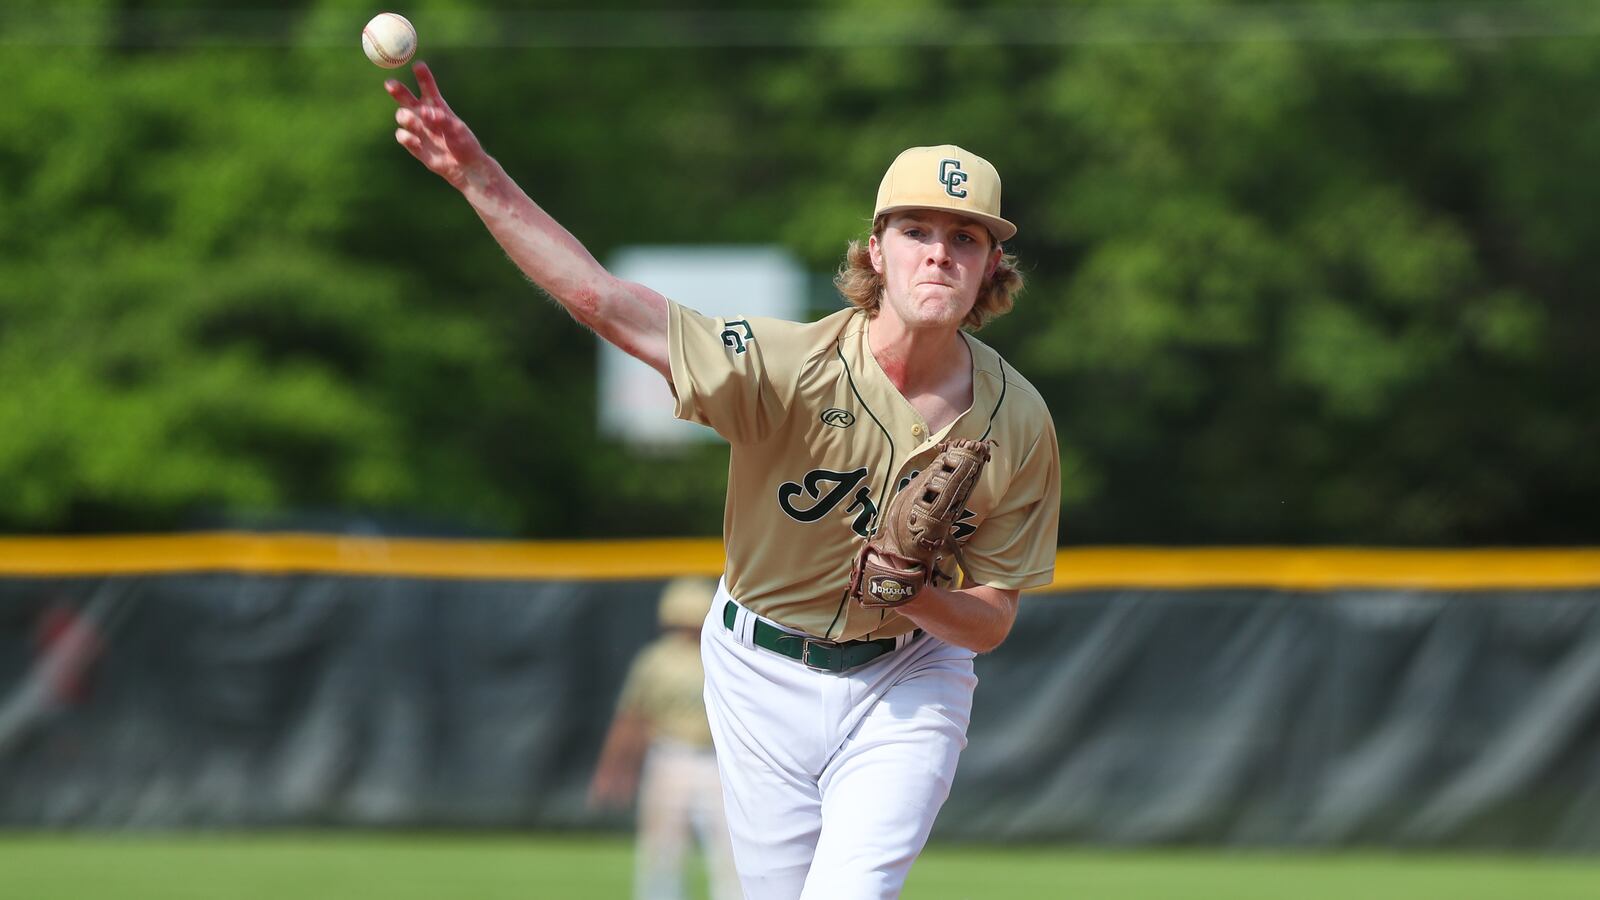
[362,13,417,69]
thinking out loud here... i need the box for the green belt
[722,601,916,672]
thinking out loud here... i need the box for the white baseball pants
[700,579,977,900]
[635,739,742,900]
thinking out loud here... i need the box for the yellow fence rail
[1,534,1598,590]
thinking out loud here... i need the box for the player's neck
[867,312,970,398]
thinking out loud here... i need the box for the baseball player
[589,577,740,900]
[387,62,1059,899]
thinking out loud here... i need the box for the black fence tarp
[3,577,1598,850]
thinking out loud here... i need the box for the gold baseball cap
[657,576,716,629]
[874,144,1016,242]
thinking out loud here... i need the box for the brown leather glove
[848,439,991,609]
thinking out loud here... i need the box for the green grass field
[2,832,1596,899]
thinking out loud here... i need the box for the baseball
[362,12,417,69]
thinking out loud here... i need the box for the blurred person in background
[589,577,740,900]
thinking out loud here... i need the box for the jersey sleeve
[667,301,799,444]
[959,418,1061,591]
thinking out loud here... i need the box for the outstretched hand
[386,62,491,191]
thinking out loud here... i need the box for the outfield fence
[2,536,1598,850]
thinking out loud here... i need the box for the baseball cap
[657,576,716,629]
[874,144,1017,242]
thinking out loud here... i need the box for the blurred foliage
[1,0,1597,543]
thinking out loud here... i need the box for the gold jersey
[616,633,714,748]
[668,302,1060,642]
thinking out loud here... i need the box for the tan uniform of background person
[589,578,739,900]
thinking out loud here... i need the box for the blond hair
[834,214,1024,331]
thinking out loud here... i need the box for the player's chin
[911,293,976,328]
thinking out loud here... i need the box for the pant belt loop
[741,604,757,648]
[727,591,756,648]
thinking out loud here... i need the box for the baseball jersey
[668,302,1060,643]
[615,633,714,748]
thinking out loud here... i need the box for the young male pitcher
[387,62,1059,899]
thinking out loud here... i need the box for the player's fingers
[395,106,430,136]
[413,61,452,111]
[385,78,421,108]
[420,105,471,149]
[394,127,425,156]
[395,128,444,166]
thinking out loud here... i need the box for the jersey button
[911,423,924,438]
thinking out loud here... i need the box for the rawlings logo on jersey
[820,408,856,428]
[721,320,754,354]
[779,466,977,541]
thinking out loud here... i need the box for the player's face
[870,210,1001,332]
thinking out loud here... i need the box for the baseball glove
[848,438,991,609]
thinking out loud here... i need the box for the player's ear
[868,234,885,275]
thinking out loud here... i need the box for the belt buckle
[800,636,843,670]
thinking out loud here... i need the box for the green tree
[1,0,1596,543]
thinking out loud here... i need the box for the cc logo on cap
[939,159,969,199]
